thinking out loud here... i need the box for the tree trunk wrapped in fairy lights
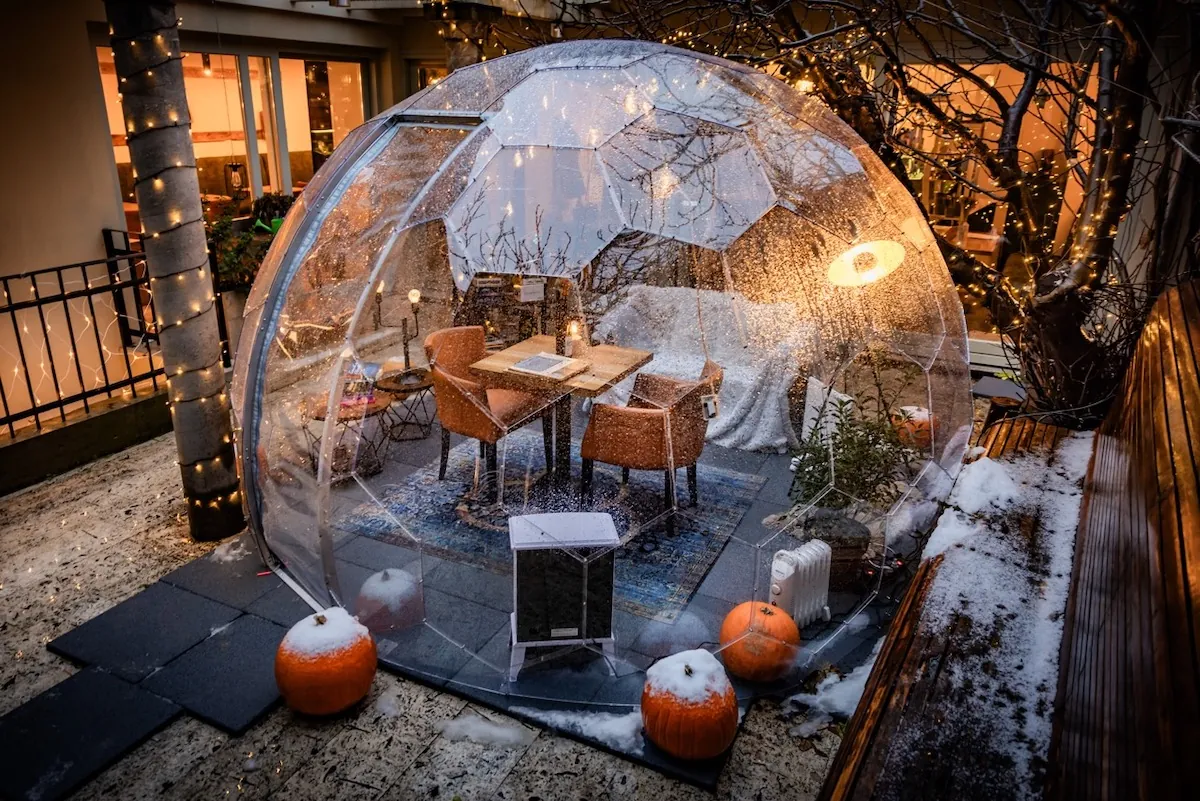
[105,0,244,539]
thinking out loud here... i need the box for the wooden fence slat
[1045,280,1200,801]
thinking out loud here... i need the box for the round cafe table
[376,368,435,441]
[300,391,393,481]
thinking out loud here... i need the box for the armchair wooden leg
[581,458,594,501]
[621,467,630,485]
[439,427,450,480]
[687,464,698,506]
[542,413,554,473]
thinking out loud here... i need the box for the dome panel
[444,146,626,288]
[599,110,775,249]
[399,51,542,114]
[485,69,650,147]
[623,54,763,127]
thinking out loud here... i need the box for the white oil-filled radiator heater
[769,540,832,627]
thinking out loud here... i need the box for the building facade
[0,0,455,443]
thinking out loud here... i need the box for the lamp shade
[827,240,905,287]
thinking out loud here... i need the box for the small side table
[508,512,620,681]
[301,391,393,482]
[377,368,435,441]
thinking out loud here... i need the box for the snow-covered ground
[1,434,841,800]
[510,706,646,755]
[908,432,1092,796]
[788,636,885,736]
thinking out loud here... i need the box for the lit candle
[565,319,581,357]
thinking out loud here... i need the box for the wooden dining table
[469,334,653,481]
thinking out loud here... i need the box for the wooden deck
[817,555,944,801]
[976,416,1069,458]
[1046,281,1200,801]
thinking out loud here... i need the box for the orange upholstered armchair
[580,361,723,528]
[424,327,552,494]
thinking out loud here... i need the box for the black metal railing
[0,230,163,437]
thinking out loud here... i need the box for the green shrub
[790,396,918,510]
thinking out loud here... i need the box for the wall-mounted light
[827,240,906,286]
[201,53,212,77]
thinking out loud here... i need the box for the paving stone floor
[1,434,841,800]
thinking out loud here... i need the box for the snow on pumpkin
[355,568,423,632]
[644,648,731,703]
[280,607,371,659]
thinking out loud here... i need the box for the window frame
[89,23,378,203]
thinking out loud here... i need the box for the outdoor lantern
[231,40,972,728]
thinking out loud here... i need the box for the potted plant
[208,192,294,361]
[790,391,920,588]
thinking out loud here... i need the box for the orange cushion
[486,388,548,427]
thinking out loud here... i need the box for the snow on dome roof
[231,39,972,716]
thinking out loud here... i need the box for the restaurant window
[280,59,366,188]
[97,49,370,215]
[98,48,262,227]
[246,56,282,195]
[893,62,1095,336]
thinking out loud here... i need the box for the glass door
[279,58,367,189]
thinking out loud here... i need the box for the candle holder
[399,288,423,383]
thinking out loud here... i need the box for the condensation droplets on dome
[232,40,972,705]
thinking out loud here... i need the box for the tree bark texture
[1019,1,1161,420]
[106,0,244,540]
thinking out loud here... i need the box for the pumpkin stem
[314,614,327,625]
[684,664,694,677]
[759,606,774,616]
[381,570,390,581]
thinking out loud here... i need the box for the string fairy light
[107,12,241,529]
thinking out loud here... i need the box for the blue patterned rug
[335,429,765,622]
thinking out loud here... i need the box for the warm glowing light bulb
[827,240,906,287]
[408,288,421,304]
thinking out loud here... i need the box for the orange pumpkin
[275,607,377,716]
[641,649,738,760]
[718,602,800,682]
[355,568,423,633]
[891,406,936,450]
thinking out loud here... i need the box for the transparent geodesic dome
[231,40,971,713]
